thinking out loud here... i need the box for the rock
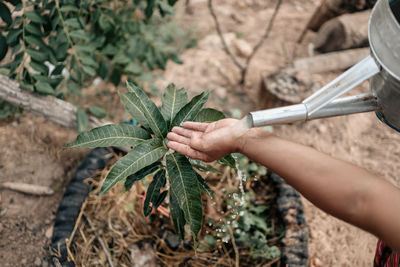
[233,39,252,58]
[165,233,181,250]
[21,258,27,265]
[34,257,41,266]
[45,225,53,239]
[129,243,158,267]
[214,87,227,99]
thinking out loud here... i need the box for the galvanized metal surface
[250,94,378,127]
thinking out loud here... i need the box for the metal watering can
[249,0,400,132]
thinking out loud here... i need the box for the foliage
[207,191,281,260]
[0,0,193,121]
[67,82,235,247]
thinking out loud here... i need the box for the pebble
[45,225,53,239]
[34,257,41,266]
[0,223,3,234]
[215,87,227,99]
[234,39,252,58]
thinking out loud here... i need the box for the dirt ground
[1,0,399,266]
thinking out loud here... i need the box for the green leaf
[69,30,90,42]
[154,190,168,208]
[64,18,82,29]
[6,29,22,44]
[60,5,79,13]
[166,152,202,246]
[169,190,186,240]
[158,1,174,16]
[25,11,46,24]
[0,3,12,25]
[24,35,47,50]
[194,108,225,123]
[189,158,220,174]
[87,106,107,119]
[26,48,48,62]
[124,162,161,191]
[143,169,166,216]
[25,23,43,36]
[122,82,168,138]
[196,172,213,197]
[35,81,54,95]
[124,62,142,75]
[101,138,167,195]
[160,84,188,128]
[30,61,48,75]
[76,108,89,133]
[80,55,98,68]
[171,91,209,127]
[82,65,96,76]
[5,0,21,6]
[145,0,156,18]
[218,154,237,170]
[67,124,150,149]
[0,35,7,61]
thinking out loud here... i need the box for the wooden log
[313,10,370,53]
[0,75,132,152]
[297,0,375,43]
[0,74,108,129]
[307,0,376,32]
[293,47,370,74]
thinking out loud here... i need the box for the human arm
[167,119,400,252]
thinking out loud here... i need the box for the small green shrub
[0,0,187,96]
[67,82,233,246]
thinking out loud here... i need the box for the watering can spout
[249,0,400,130]
[249,93,378,128]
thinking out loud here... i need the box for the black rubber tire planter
[50,149,309,266]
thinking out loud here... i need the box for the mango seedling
[67,82,234,247]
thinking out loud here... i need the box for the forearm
[237,129,400,244]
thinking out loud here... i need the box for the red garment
[374,240,400,267]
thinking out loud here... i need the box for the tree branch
[208,0,282,85]
[208,0,245,72]
[241,0,282,84]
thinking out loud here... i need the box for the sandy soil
[0,115,86,266]
[1,0,399,266]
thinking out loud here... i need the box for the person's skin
[167,119,400,253]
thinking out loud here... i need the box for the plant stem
[228,226,239,267]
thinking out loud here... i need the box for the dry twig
[228,226,239,267]
[83,213,115,267]
[208,0,283,85]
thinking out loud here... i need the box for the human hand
[166,118,242,162]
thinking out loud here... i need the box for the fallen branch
[0,182,54,196]
[0,75,107,129]
[293,47,370,74]
[208,0,282,85]
[0,75,131,152]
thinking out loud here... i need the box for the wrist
[235,128,272,154]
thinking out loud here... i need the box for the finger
[167,141,209,161]
[166,132,191,145]
[171,126,196,138]
[181,121,209,132]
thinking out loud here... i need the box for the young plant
[67,82,232,246]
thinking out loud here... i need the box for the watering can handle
[302,55,380,117]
